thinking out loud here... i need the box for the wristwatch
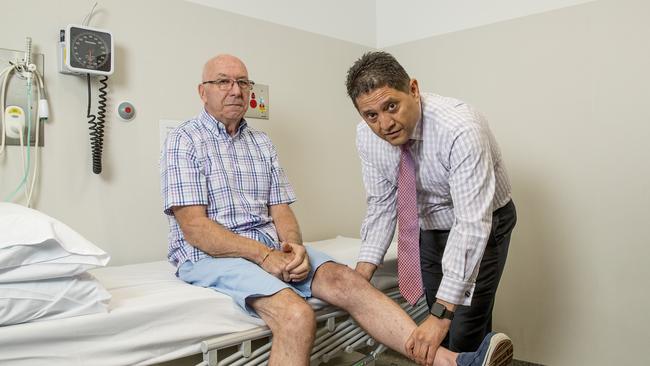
[429,302,454,320]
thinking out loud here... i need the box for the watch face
[430,302,454,320]
[69,27,112,73]
[431,302,445,317]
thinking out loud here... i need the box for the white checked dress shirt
[356,93,511,306]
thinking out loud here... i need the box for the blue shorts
[178,238,334,317]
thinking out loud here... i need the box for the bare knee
[281,301,316,336]
[313,263,368,300]
[252,290,316,337]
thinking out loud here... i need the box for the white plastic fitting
[4,106,25,139]
[38,99,49,119]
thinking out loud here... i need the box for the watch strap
[430,302,455,320]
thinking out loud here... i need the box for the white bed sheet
[0,236,398,366]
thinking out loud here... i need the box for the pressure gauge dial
[71,32,109,70]
[61,25,114,75]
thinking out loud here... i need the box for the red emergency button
[117,101,136,121]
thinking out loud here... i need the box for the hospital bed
[0,236,429,366]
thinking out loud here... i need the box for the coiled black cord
[86,74,108,174]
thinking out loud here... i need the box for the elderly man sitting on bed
[160,54,512,366]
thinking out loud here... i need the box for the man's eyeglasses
[202,78,255,91]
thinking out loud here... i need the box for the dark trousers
[420,200,516,353]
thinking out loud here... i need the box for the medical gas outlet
[4,106,25,139]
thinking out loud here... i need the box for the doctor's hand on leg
[405,316,451,366]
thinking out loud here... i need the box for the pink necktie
[397,143,423,305]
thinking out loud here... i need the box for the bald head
[202,54,248,82]
[198,54,251,134]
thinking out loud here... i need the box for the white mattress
[0,236,397,366]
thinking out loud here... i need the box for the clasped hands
[259,242,311,283]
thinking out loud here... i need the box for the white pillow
[0,203,110,282]
[0,272,111,326]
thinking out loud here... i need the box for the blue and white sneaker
[456,332,513,366]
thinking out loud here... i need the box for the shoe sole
[482,333,514,366]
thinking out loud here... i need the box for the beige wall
[2,1,649,365]
[386,0,650,364]
[0,0,370,264]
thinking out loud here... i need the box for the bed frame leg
[203,349,218,366]
[326,317,335,332]
[240,340,252,357]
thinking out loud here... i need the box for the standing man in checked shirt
[161,54,513,366]
[346,51,517,365]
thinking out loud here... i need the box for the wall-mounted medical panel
[245,83,269,120]
[0,48,45,147]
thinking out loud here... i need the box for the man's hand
[282,242,310,282]
[259,248,294,281]
[354,262,377,281]
[405,316,451,366]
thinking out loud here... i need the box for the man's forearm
[178,213,269,264]
[269,204,303,244]
[435,298,457,312]
[278,227,302,244]
[436,224,489,305]
[355,261,378,281]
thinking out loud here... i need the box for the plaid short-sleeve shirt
[160,109,296,268]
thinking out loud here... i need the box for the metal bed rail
[195,288,428,366]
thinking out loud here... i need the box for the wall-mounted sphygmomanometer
[59,25,114,76]
[58,24,114,174]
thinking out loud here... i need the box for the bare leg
[248,288,317,366]
[311,262,458,366]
